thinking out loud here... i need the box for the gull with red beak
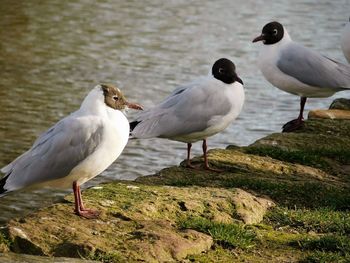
[0,84,143,219]
[253,21,350,132]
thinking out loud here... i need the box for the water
[0,0,349,224]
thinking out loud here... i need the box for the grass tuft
[293,235,350,255]
[84,249,126,263]
[178,216,256,249]
[246,144,350,170]
[265,207,350,234]
[301,251,350,263]
[224,177,350,210]
[0,230,11,248]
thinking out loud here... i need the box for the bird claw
[282,118,304,132]
[75,208,100,219]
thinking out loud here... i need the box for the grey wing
[1,115,104,191]
[277,42,350,89]
[131,78,231,138]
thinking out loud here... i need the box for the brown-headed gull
[0,84,143,218]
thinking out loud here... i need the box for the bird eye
[273,29,278,35]
[218,68,224,74]
[113,96,119,101]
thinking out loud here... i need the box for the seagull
[130,58,244,171]
[253,21,350,132]
[0,84,142,219]
[341,17,350,63]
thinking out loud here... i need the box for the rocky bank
[1,100,350,262]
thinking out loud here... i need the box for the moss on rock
[3,183,273,262]
[2,101,350,262]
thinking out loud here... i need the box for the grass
[301,251,350,263]
[295,235,350,255]
[84,249,126,263]
[178,216,256,249]
[265,207,350,234]
[0,229,12,249]
[222,177,350,210]
[146,168,350,210]
[245,145,350,171]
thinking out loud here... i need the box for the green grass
[301,251,350,263]
[223,177,350,210]
[265,207,350,234]
[245,146,330,169]
[295,235,350,255]
[84,249,126,263]
[178,216,256,249]
[294,235,350,262]
[246,146,333,170]
[0,230,11,248]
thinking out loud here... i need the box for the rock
[329,98,350,110]
[127,220,212,262]
[308,109,350,120]
[0,252,97,262]
[1,108,350,262]
[232,189,274,224]
[2,183,272,261]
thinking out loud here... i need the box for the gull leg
[202,139,222,172]
[73,181,100,219]
[282,97,307,132]
[185,143,198,169]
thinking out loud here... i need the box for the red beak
[126,102,143,110]
[252,34,265,43]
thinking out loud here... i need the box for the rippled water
[0,0,349,224]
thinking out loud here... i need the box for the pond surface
[0,0,349,224]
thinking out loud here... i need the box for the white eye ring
[273,29,278,35]
[219,68,224,74]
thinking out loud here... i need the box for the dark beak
[126,101,143,110]
[252,34,265,43]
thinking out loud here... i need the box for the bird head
[100,84,143,111]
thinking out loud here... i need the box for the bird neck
[79,88,107,116]
[281,28,292,44]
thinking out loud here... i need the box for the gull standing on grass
[341,17,350,63]
[130,58,244,171]
[253,21,350,132]
[0,84,143,219]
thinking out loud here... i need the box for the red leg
[185,143,198,169]
[73,181,81,213]
[282,97,307,132]
[72,181,100,219]
[76,184,86,210]
[202,139,222,172]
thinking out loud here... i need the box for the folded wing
[277,42,350,90]
[1,114,104,192]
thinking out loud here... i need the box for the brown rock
[232,189,275,224]
[308,109,350,120]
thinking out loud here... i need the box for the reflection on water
[0,0,349,224]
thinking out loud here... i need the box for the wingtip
[129,121,141,132]
[0,174,10,196]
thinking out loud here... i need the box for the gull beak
[252,34,265,43]
[126,102,143,110]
